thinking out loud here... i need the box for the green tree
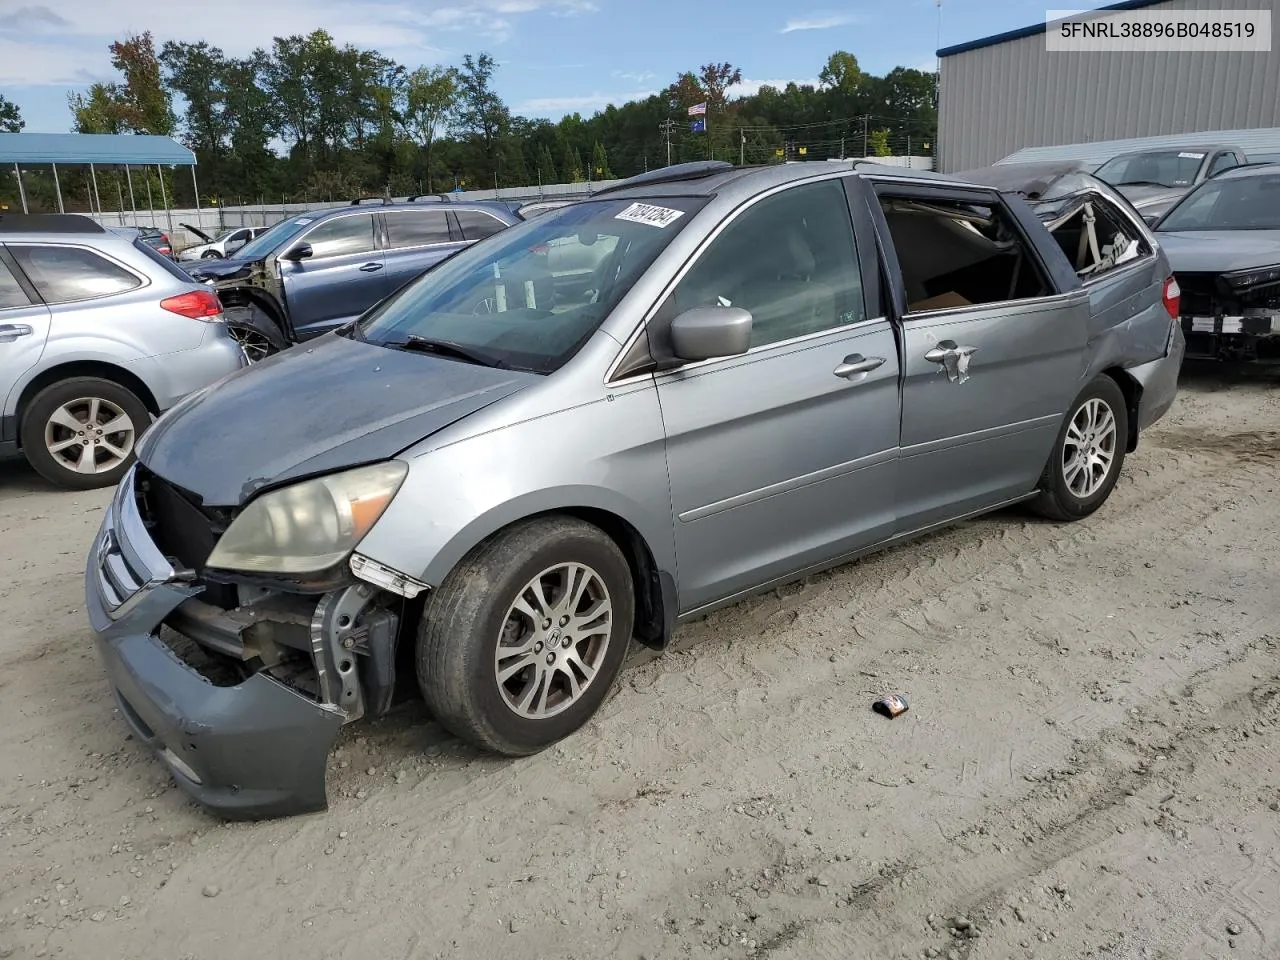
[160,41,232,153]
[591,141,612,180]
[404,65,460,192]
[107,32,174,134]
[819,51,864,94]
[262,30,341,165]
[562,144,583,182]
[69,85,125,134]
[534,143,558,183]
[0,94,24,133]
[868,129,892,157]
[457,53,509,183]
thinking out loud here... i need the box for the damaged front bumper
[84,468,402,820]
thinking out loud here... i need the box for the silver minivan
[86,161,1183,818]
[1,214,246,489]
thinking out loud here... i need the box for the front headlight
[206,461,408,574]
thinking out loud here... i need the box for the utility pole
[862,116,869,157]
[740,130,745,166]
[659,119,676,166]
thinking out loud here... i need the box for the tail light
[1162,276,1180,320]
[161,289,223,320]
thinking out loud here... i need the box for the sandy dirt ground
[1,369,1279,960]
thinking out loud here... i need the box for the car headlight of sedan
[206,461,408,574]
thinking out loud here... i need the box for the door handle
[0,323,33,342]
[924,339,979,363]
[925,340,979,384]
[358,262,384,272]
[833,354,886,379]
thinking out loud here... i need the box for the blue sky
[1,0,1053,133]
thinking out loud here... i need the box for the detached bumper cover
[85,469,343,820]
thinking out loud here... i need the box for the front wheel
[1031,375,1129,521]
[416,517,635,756]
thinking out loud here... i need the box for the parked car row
[79,159,1185,818]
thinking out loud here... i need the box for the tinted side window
[669,179,866,348]
[0,257,31,309]
[385,210,452,249]
[455,210,507,241]
[10,246,142,303]
[302,215,377,259]
[878,194,1051,311]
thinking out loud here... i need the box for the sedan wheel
[1032,375,1129,521]
[417,516,634,756]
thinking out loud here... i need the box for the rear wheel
[416,517,634,756]
[1031,375,1128,521]
[226,304,285,362]
[20,377,151,490]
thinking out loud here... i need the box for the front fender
[354,385,676,594]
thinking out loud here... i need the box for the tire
[416,516,635,756]
[201,250,220,259]
[225,305,285,363]
[1031,375,1129,521]
[20,377,151,491]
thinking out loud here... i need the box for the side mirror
[283,242,313,262]
[669,306,752,362]
[1142,214,1160,227]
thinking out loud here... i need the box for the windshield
[1095,150,1205,188]
[232,215,316,261]
[353,196,707,373]
[1156,173,1280,231]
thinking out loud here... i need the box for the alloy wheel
[43,397,136,476]
[229,325,276,363]
[494,562,614,720]
[1062,397,1117,498]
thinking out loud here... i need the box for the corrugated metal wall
[938,0,1280,172]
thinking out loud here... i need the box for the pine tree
[591,141,613,180]
[562,145,583,182]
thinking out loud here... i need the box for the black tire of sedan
[20,377,151,491]
[1031,375,1129,521]
[416,516,635,756]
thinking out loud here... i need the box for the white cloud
[780,14,854,33]
[0,0,597,85]
[515,89,659,115]
[728,77,820,97]
[611,69,656,84]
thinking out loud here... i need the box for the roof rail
[405,194,450,202]
[0,213,105,234]
[349,196,392,205]
[591,160,735,197]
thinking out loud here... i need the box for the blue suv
[186,198,519,360]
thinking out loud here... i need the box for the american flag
[687,102,707,116]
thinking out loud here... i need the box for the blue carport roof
[0,133,196,166]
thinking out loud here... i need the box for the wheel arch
[412,494,678,652]
[14,361,159,450]
[1101,366,1142,453]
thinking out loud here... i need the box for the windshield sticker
[615,202,685,228]
[1177,152,1205,159]
[293,217,314,225]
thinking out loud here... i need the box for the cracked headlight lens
[207,461,407,574]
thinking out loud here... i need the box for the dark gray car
[1154,162,1280,364]
[184,198,519,360]
[84,160,1183,820]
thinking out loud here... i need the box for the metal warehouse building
[936,0,1280,172]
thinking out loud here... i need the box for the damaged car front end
[1153,164,1280,364]
[84,333,538,819]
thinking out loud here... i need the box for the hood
[1115,184,1186,209]
[1156,230,1280,274]
[184,257,252,281]
[181,222,215,243]
[137,332,540,506]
